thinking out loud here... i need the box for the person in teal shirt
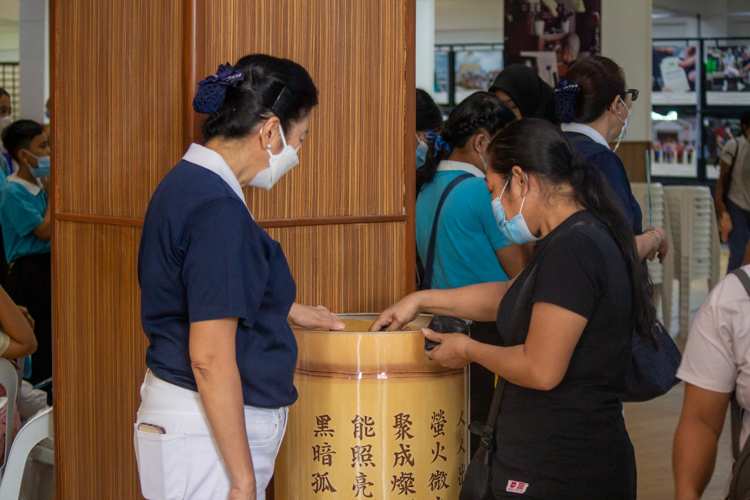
[416,92,529,456]
[0,119,52,391]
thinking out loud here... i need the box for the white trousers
[134,370,287,500]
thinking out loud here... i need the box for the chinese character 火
[431,410,447,437]
[351,444,376,468]
[428,470,450,491]
[314,415,336,437]
[312,442,336,467]
[393,443,415,467]
[352,472,374,498]
[390,472,417,495]
[393,413,414,441]
[311,471,337,493]
[352,415,376,439]
[430,441,447,463]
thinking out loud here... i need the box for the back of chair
[0,359,18,475]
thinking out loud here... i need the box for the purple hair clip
[192,63,246,115]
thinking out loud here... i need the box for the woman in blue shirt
[416,91,527,454]
[135,55,344,500]
[0,120,51,388]
[556,56,670,263]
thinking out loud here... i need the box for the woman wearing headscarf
[488,64,557,123]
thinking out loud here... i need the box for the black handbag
[622,319,681,402]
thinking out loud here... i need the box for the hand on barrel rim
[369,293,422,332]
[423,328,473,369]
[288,303,345,331]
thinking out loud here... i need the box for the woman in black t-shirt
[372,119,656,499]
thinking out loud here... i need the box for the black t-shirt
[491,211,636,500]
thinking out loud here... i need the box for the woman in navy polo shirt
[134,55,344,500]
[556,56,669,263]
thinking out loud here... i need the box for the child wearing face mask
[0,120,52,392]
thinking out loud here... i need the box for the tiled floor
[625,247,732,499]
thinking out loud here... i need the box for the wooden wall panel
[269,222,405,313]
[615,141,649,183]
[54,0,185,218]
[204,0,407,220]
[53,221,145,499]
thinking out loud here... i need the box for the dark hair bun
[200,54,319,142]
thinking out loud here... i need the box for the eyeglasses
[624,89,639,102]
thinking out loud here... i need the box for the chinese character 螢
[314,415,336,437]
[430,441,447,463]
[391,472,417,495]
[428,470,450,491]
[351,444,376,468]
[312,442,336,467]
[311,471,337,493]
[352,415,376,440]
[431,410,447,438]
[393,413,414,441]
[352,472,374,498]
[393,443,415,467]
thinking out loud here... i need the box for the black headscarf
[488,64,557,124]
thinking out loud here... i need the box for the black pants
[6,253,51,387]
[469,321,501,456]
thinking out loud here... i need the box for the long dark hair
[201,54,319,141]
[418,92,516,191]
[558,55,626,124]
[489,119,655,345]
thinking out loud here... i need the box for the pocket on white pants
[245,409,281,446]
[134,425,186,500]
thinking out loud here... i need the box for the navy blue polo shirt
[564,131,644,235]
[138,146,298,409]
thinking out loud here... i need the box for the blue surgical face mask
[416,134,428,169]
[491,175,541,245]
[23,150,51,178]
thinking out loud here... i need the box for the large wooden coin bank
[275,314,469,499]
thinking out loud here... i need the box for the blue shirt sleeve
[468,180,510,250]
[2,185,44,237]
[180,197,268,327]
[589,151,643,234]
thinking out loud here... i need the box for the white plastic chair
[664,186,721,337]
[0,359,19,478]
[631,182,675,333]
[0,407,53,500]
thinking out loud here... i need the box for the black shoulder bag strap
[731,268,750,459]
[469,221,588,460]
[421,173,474,290]
[729,268,750,500]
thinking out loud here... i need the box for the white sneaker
[723,80,729,91]
[739,82,746,91]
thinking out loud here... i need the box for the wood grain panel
[203,0,407,220]
[54,0,185,218]
[53,221,146,499]
[614,141,650,183]
[267,222,405,313]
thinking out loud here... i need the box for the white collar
[436,160,486,179]
[561,123,611,149]
[182,143,247,207]
[7,173,43,196]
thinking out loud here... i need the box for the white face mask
[0,116,11,132]
[248,124,300,190]
[613,97,633,153]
